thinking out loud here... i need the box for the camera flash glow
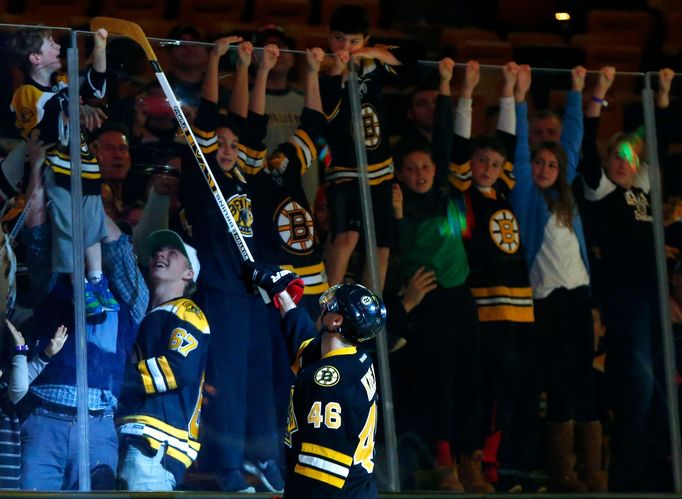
[555,12,571,21]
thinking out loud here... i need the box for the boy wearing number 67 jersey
[116,230,209,491]
[244,262,385,498]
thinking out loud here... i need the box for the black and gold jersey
[10,69,106,194]
[180,98,255,294]
[239,109,329,297]
[448,132,516,194]
[117,297,210,484]
[447,124,533,323]
[282,308,378,499]
[463,188,534,323]
[320,56,402,187]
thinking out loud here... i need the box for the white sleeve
[497,96,516,136]
[9,353,49,404]
[583,170,617,201]
[9,355,28,404]
[455,97,473,139]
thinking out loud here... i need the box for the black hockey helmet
[319,284,386,343]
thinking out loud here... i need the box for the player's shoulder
[155,297,210,335]
[305,349,375,393]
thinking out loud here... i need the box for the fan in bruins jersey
[445,61,540,492]
[244,260,386,498]
[237,44,329,319]
[117,230,209,491]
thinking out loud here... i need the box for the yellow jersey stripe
[50,166,102,179]
[301,443,352,466]
[324,100,341,122]
[296,129,315,155]
[477,304,534,323]
[292,337,316,375]
[193,127,214,139]
[327,157,393,173]
[146,436,194,468]
[294,464,345,489]
[121,415,191,441]
[137,360,155,394]
[282,261,325,276]
[157,356,177,391]
[295,146,306,174]
[304,282,329,295]
[165,445,194,468]
[471,286,534,299]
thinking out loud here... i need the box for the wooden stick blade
[90,17,158,63]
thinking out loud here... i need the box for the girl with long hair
[511,65,605,493]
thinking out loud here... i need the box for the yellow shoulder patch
[11,85,43,137]
[172,298,210,335]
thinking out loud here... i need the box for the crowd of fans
[0,2,679,494]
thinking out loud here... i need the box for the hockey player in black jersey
[244,260,386,498]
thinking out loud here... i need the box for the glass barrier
[0,23,93,491]
[0,21,679,495]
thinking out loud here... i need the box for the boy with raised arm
[321,4,408,292]
[7,27,118,318]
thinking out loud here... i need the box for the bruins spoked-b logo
[275,198,315,254]
[227,193,253,237]
[314,366,340,387]
[361,103,381,149]
[489,209,520,254]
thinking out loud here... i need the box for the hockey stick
[90,17,269,302]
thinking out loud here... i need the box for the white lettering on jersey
[360,365,376,401]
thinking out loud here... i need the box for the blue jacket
[22,223,147,405]
[510,91,590,273]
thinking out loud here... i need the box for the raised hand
[515,64,532,102]
[260,43,280,72]
[94,28,108,51]
[242,261,304,309]
[659,67,675,93]
[596,66,616,94]
[502,61,519,97]
[306,47,325,72]
[658,68,675,108]
[462,60,480,99]
[332,49,350,76]
[25,132,52,171]
[401,266,438,313]
[80,104,108,131]
[5,319,25,347]
[571,65,587,93]
[439,57,455,83]
[92,28,108,72]
[236,41,254,67]
[45,325,68,358]
[392,183,403,220]
[212,36,243,58]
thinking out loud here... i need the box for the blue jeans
[604,287,664,492]
[20,407,118,490]
[118,440,176,491]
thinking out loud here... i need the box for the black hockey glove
[242,261,304,308]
